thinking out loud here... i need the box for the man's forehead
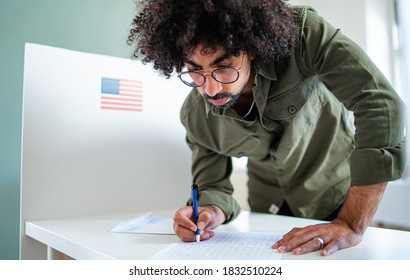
[197,45,225,56]
[185,46,235,67]
[186,44,224,57]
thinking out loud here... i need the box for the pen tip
[196,235,200,243]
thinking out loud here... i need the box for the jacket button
[288,105,297,114]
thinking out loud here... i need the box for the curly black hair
[128,0,298,77]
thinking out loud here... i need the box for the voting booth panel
[20,43,192,259]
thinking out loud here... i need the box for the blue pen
[191,184,200,242]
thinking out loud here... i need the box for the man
[128,0,405,256]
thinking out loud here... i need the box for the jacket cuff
[187,189,241,223]
[349,142,405,185]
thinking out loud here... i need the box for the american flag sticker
[100,77,143,112]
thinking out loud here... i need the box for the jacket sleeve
[184,134,241,222]
[179,91,242,222]
[295,6,406,185]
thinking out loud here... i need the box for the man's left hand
[271,219,362,256]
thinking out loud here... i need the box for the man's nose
[202,74,223,96]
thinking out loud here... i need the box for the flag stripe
[109,93,142,98]
[118,88,142,94]
[101,93,141,97]
[118,78,142,84]
[101,101,142,107]
[101,97,142,102]
[101,106,142,112]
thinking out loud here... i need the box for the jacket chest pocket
[264,76,321,120]
[204,118,277,159]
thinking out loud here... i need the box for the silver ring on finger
[314,237,325,250]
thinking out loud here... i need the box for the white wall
[289,0,367,49]
[365,0,396,84]
[289,0,396,83]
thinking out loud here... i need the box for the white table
[25,209,410,260]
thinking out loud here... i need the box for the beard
[202,92,242,109]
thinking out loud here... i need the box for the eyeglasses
[178,55,244,88]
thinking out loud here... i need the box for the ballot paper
[111,212,174,235]
[150,231,283,260]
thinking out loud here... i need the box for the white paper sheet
[150,231,283,260]
[111,212,174,235]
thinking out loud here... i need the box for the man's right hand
[173,204,226,242]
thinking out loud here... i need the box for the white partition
[20,43,192,259]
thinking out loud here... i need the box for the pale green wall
[0,0,135,259]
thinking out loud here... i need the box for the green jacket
[180,6,405,221]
